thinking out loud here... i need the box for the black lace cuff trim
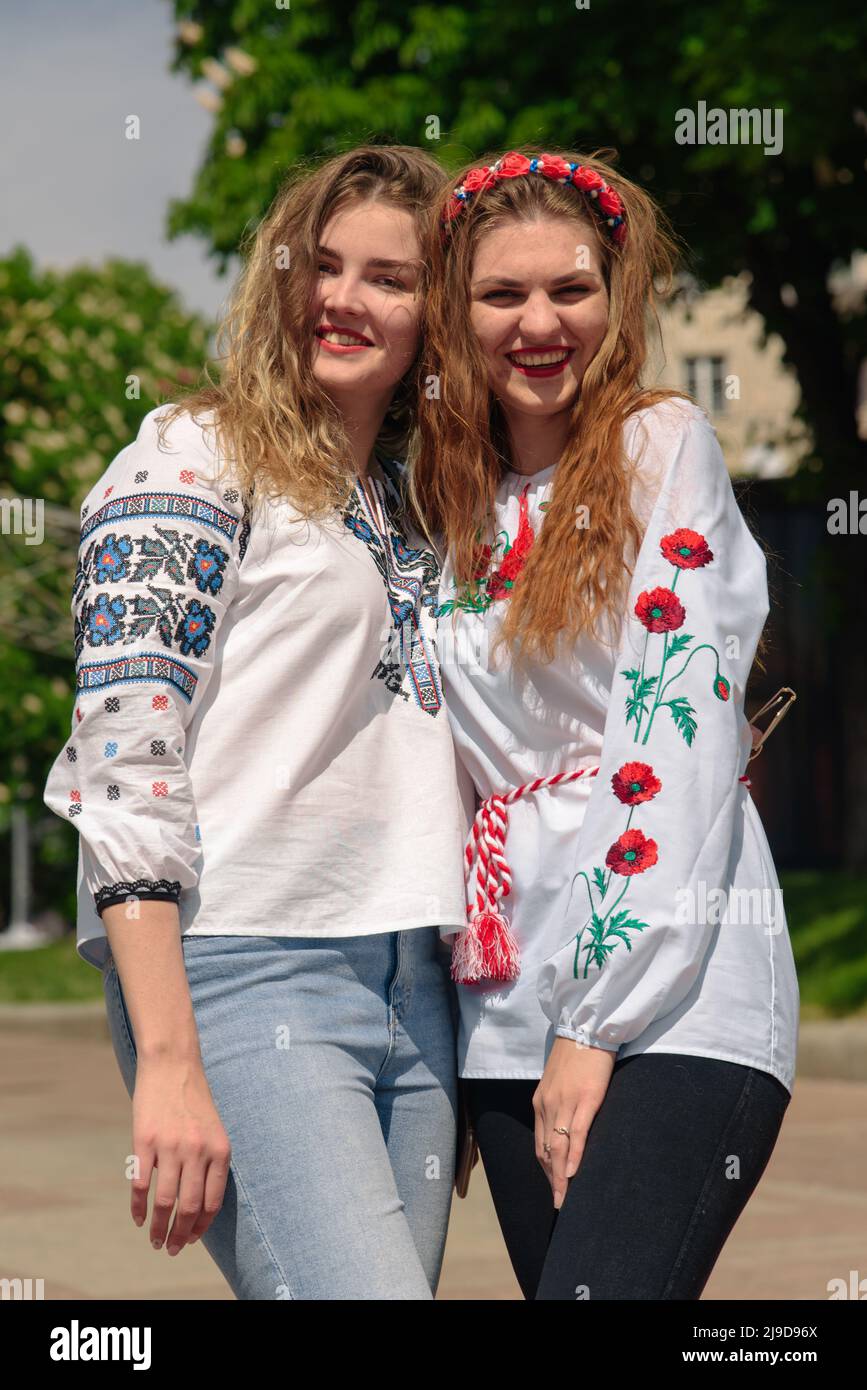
[94,879,182,916]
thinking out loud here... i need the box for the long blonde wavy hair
[409,146,695,669]
[156,144,446,519]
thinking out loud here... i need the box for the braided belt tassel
[452,768,601,986]
[452,766,754,986]
[452,795,521,984]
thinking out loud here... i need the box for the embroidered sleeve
[536,400,769,1052]
[43,405,247,917]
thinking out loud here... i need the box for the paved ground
[2,1019,865,1301]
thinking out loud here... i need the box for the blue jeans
[102,929,458,1299]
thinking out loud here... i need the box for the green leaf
[588,912,607,941]
[592,866,607,896]
[621,667,640,682]
[664,697,697,746]
[635,675,658,700]
[625,697,648,725]
[620,917,650,935]
[667,633,693,656]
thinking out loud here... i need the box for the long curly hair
[409,145,695,669]
[156,144,446,519]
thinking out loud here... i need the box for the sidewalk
[1,1010,865,1300]
[3,1002,865,1077]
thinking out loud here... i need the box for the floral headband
[441,151,627,248]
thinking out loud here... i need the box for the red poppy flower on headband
[571,166,606,193]
[463,166,495,194]
[605,829,658,876]
[660,528,713,570]
[611,762,662,806]
[598,187,624,217]
[635,587,686,633]
[497,152,532,179]
[539,155,571,180]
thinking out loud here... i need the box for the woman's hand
[533,1036,616,1209]
[131,1053,232,1256]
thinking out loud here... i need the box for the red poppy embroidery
[611,761,661,805]
[660,528,713,570]
[605,828,658,876]
[441,485,537,615]
[623,527,731,746]
[566,763,662,977]
[635,586,685,633]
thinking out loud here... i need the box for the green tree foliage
[0,247,212,925]
[167,0,867,489]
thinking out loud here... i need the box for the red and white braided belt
[451,764,752,987]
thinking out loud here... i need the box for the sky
[0,0,235,320]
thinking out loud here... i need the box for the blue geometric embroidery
[76,587,217,661]
[81,492,240,545]
[77,654,198,703]
[75,527,230,602]
[342,457,443,717]
[178,600,216,657]
[94,534,133,582]
[191,540,229,594]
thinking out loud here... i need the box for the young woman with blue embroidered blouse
[43,146,473,1300]
[411,149,799,1300]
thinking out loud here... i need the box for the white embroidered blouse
[437,397,799,1093]
[44,404,472,970]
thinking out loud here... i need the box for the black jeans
[465,1053,791,1300]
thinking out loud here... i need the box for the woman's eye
[376,276,406,290]
[481,285,589,302]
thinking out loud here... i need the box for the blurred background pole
[9,803,32,930]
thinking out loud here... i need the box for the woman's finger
[165,1157,207,1255]
[548,1107,583,1209]
[564,1105,594,1180]
[129,1141,155,1229]
[149,1150,181,1251]
[188,1147,231,1243]
[532,1088,551,1171]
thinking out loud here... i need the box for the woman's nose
[321,273,367,319]
[518,291,561,337]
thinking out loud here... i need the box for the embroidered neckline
[340,456,443,716]
[439,482,541,616]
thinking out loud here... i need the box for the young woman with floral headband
[43,146,474,1300]
[411,148,799,1300]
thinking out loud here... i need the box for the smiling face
[310,199,423,416]
[469,214,610,421]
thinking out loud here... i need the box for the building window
[685,355,726,414]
